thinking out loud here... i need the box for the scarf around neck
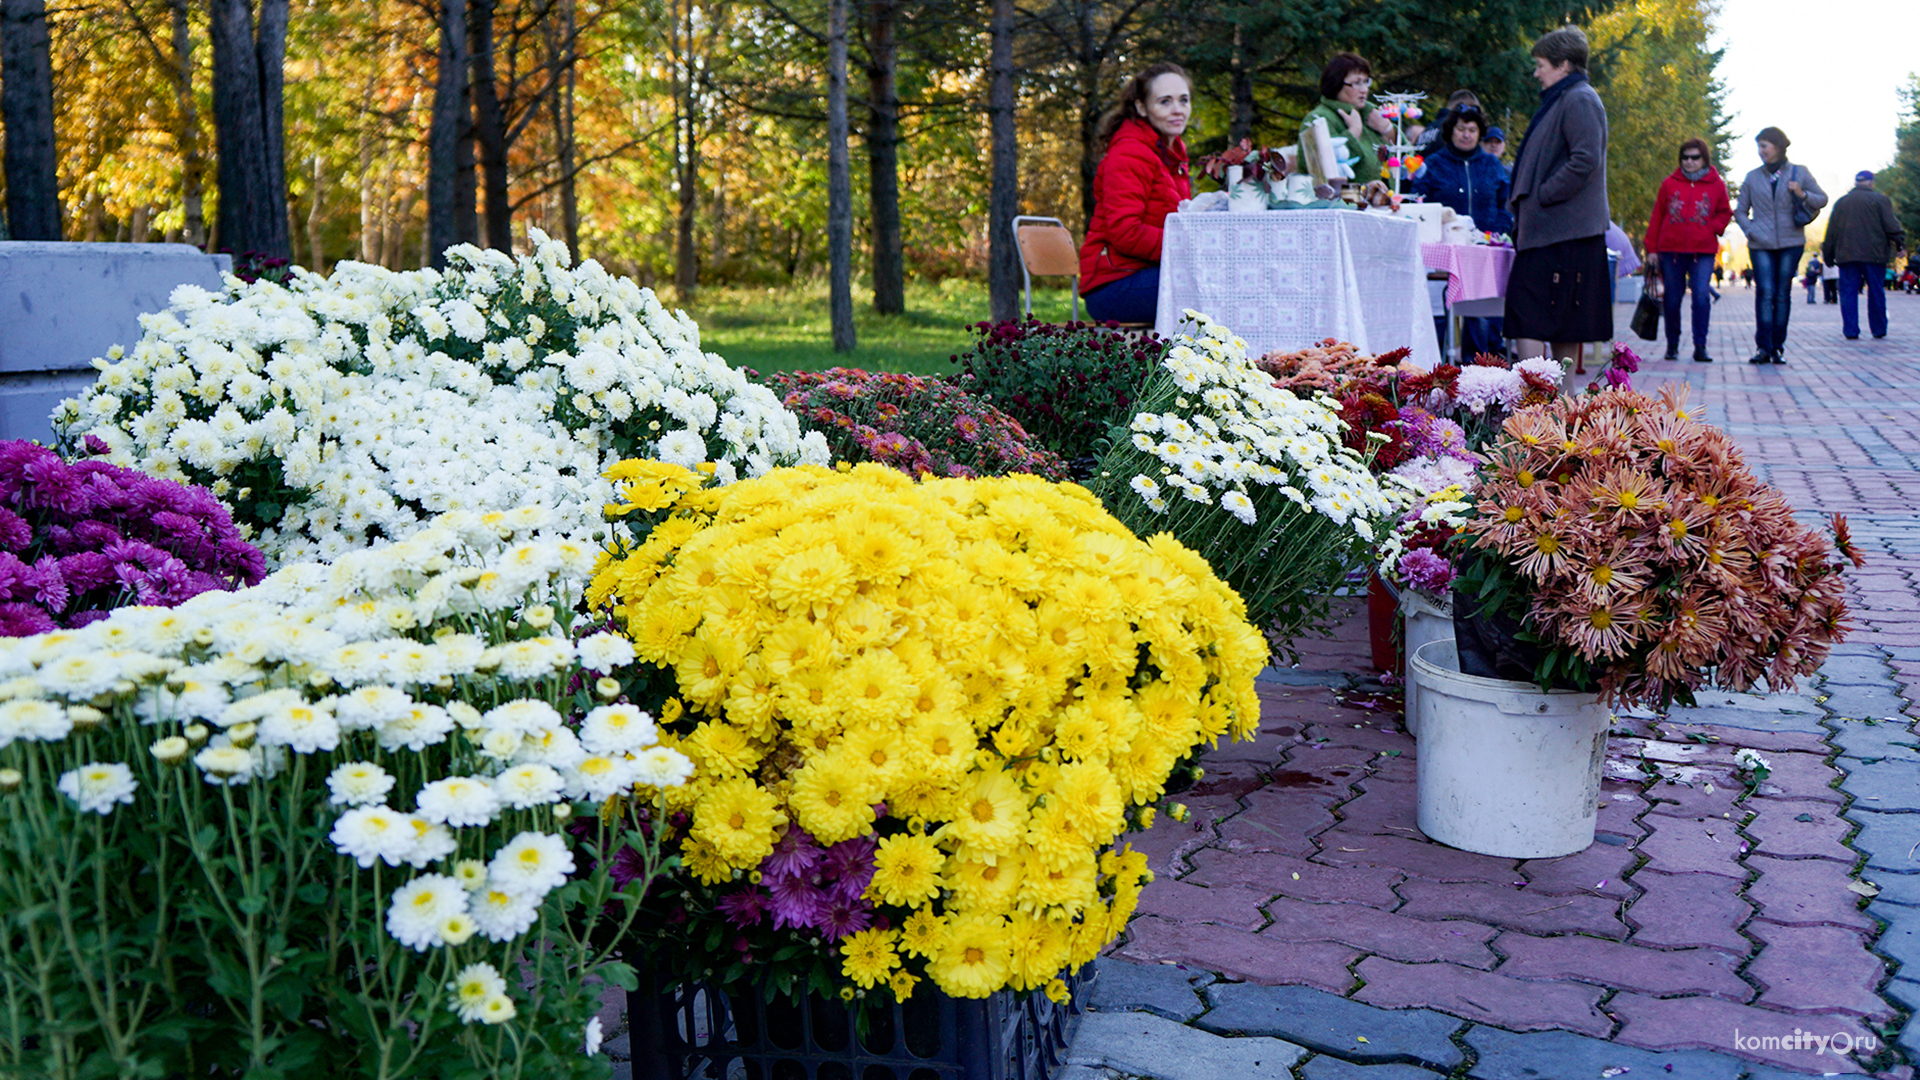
[1681,164,1711,182]
[1513,70,1588,179]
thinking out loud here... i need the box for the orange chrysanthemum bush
[1455,385,1861,711]
[586,460,1265,1005]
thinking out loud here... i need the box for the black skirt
[1503,235,1614,342]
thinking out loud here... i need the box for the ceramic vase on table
[1398,590,1452,738]
[1228,182,1269,213]
[1408,639,1609,859]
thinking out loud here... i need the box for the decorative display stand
[1373,90,1427,194]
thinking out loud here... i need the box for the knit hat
[1756,126,1790,151]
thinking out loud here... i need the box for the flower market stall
[1153,209,1441,369]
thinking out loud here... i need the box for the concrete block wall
[0,242,232,447]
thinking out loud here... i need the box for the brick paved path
[1096,291,1920,1079]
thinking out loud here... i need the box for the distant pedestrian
[1481,126,1507,162]
[1643,137,1732,362]
[1742,267,1754,287]
[1713,262,1725,288]
[1821,170,1907,341]
[1735,127,1827,364]
[1823,259,1840,303]
[1503,26,1611,374]
[1803,256,1822,303]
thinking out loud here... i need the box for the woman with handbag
[1643,138,1733,362]
[1735,127,1827,364]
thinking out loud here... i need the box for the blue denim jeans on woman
[1083,266,1160,324]
[1749,245,1803,355]
[1660,252,1715,354]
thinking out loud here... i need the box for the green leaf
[238,894,267,916]
[599,960,639,992]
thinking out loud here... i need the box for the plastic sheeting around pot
[1410,639,1610,859]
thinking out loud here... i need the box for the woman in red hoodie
[1643,137,1734,362]
[1078,63,1193,324]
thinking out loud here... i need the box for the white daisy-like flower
[257,700,340,754]
[656,428,708,467]
[579,704,655,755]
[493,763,566,809]
[469,886,541,942]
[194,745,255,785]
[327,761,396,806]
[330,805,418,867]
[1128,475,1161,501]
[386,873,468,951]
[564,754,636,801]
[376,704,454,751]
[1220,490,1257,526]
[452,859,490,890]
[0,698,75,744]
[482,699,562,735]
[487,831,575,900]
[585,1016,604,1056]
[576,632,637,672]
[56,762,138,815]
[513,725,586,770]
[35,653,121,700]
[449,962,509,1023]
[630,745,695,789]
[405,820,459,867]
[333,685,414,731]
[416,776,502,827]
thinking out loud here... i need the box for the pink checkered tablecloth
[1421,242,1514,305]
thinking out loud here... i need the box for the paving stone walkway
[1081,292,1920,1079]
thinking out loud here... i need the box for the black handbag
[1790,166,1818,228]
[1630,289,1660,340]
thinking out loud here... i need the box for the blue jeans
[1660,253,1714,353]
[1462,317,1505,360]
[1083,266,1160,324]
[1838,262,1888,338]
[1749,245,1803,353]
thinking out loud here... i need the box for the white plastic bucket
[1399,591,1453,738]
[1410,639,1610,859]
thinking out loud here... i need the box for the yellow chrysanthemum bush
[588,460,1266,1005]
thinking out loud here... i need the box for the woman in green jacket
[1299,52,1392,186]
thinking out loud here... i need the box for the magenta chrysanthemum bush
[767,368,1068,480]
[0,440,265,635]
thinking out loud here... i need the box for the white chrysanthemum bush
[1091,312,1394,657]
[0,508,691,1079]
[54,229,828,566]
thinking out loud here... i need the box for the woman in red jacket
[1078,63,1193,324]
[1643,137,1734,362]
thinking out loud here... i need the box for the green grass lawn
[682,279,1082,376]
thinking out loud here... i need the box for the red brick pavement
[1112,292,1920,1076]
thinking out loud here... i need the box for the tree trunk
[555,0,578,259]
[1,0,62,240]
[865,0,904,315]
[208,0,290,258]
[1074,0,1098,224]
[452,1,477,246]
[1229,22,1253,143]
[986,0,1018,323]
[171,0,205,245]
[826,0,857,351]
[426,0,468,265]
[670,0,698,302]
[469,0,508,249]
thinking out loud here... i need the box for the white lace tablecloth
[1154,209,1441,369]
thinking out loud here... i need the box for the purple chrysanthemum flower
[766,875,827,931]
[608,843,650,890]
[716,887,770,929]
[1399,548,1456,594]
[763,827,822,883]
[814,895,874,941]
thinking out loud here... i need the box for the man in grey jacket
[1822,171,1907,341]
[1735,127,1827,363]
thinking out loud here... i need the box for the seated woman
[1078,63,1193,325]
[1412,106,1511,357]
[1298,52,1391,186]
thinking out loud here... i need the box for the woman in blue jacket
[1413,106,1512,358]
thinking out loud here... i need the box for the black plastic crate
[625,963,1089,1080]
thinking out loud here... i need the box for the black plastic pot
[625,963,1087,1080]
